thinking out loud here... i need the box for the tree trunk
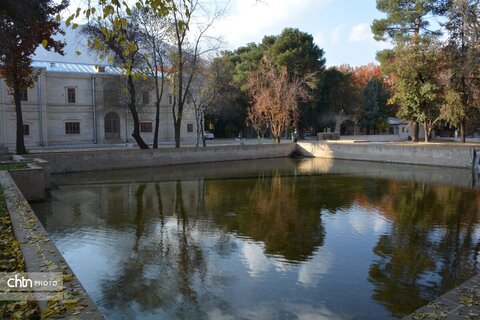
[153,99,160,149]
[13,85,27,154]
[174,119,181,148]
[127,75,149,149]
[412,122,419,142]
[424,122,430,142]
[276,136,281,144]
[200,118,206,147]
[460,119,466,143]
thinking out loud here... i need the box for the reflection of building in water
[39,180,208,231]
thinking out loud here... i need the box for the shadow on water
[32,158,480,319]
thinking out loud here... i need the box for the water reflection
[32,158,480,319]
[205,173,325,262]
[367,181,480,318]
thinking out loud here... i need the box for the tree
[231,28,326,133]
[389,37,442,142]
[317,67,362,131]
[360,77,390,134]
[187,60,218,147]
[350,64,383,89]
[134,9,170,148]
[269,28,326,132]
[441,0,480,142]
[169,0,223,148]
[83,9,151,149]
[372,0,448,142]
[0,0,68,154]
[206,52,248,139]
[246,58,315,143]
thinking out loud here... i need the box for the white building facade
[0,61,197,148]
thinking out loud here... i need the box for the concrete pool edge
[15,142,479,175]
[0,171,103,319]
[404,273,480,319]
[297,142,477,169]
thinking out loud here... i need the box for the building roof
[31,60,123,75]
[388,117,407,125]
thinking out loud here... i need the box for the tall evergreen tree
[441,0,480,142]
[372,0,448,142]
[0,0,68,154]
[361,77,389,134]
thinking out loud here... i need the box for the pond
[32,158,480,320]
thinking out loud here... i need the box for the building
[0,60,197,148]
[0,23,198,149]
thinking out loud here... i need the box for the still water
[32,158,480,320]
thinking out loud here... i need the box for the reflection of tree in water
[205,173,393,262]
[368,181,480,318]
[206,173,331,262]
[99,181,231,319]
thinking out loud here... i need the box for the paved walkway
[405,274,480,319]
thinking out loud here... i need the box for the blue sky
[52,0,391,67]
[212,0,391,67]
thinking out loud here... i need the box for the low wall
[8,163,45,201]
[339,134,407,142]
[26,144,297,173]
[296,142,475,168]
[0,171,102,319]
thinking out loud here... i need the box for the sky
[40,0,391,67]
[211,0,391,67]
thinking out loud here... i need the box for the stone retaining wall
[26,143,297,173]
[296,142,475,168]
[0,171,103,319]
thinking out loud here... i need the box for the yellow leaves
[72,23,79,30]
[42,39,48,49]
[103,5,115,19]
[75,51,81,56]
[40,260,59,271]
[63,273,74,282]
[65,15,73,27]
[41,307,54,318]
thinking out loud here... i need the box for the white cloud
[297,250,334,287]
[331,25,344,44]
[348,23,373,43]
[242,241,271,276]
[213,0,331,49]
[314,31,326,46]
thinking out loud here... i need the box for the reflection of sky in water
[32,158,480,320]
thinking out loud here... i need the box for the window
[65,122,80,134]
[19,88,28,101]
[67,88,76,103]
[142,91,150,105]
[168,95,172,104]
[140,122,153,133]
[23,124,30,136]
[187,123,193,133]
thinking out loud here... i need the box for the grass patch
[0,187,40,319]
[0,163,28,171]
